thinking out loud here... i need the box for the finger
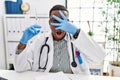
[55,27,61,30]
[51,23,62,27]
[33,25,41,28]
[36,30,40,34]
[59,10,67,21]
[32,28,38,34]
[29,27,35,34]
[29,27,38,34]
[52,15,63,22]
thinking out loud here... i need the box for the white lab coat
[14,30,106,74]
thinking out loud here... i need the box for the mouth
[56,31,62,35]
[53,30,65,40]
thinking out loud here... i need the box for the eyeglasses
[50,18,59,23]
[50,18,69,23]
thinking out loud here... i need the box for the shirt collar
[64,34,68,41]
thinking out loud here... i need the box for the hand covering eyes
[51,11,78,36]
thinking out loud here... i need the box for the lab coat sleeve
[73,30,106,64]
[14,44,34,72]
[14,34,44,72]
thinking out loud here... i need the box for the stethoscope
[38,37,50,70]
[38,36,81,70]
[71,42,77,67]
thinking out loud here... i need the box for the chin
[53,34,65,41]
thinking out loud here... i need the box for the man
[14,5,105,74]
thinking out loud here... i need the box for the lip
[56,31,62,35]
[55,30,63,35]
[53,30,65,40]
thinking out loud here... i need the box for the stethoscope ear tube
[45,37,50,53]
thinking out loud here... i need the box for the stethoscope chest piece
[71,61,77,67]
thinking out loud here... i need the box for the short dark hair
[49,4,68,17]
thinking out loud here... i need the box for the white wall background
[0,0,65,69]
[22,0,66,15]
[0,0,6,69]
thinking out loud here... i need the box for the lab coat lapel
[44,33,54,72]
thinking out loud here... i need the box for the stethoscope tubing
[38,37,50,69]
[71,42,77,67]
[38,36,81,70]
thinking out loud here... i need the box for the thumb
[55,27,61,30]
[36,30,40,34]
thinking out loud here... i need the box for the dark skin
[49,10,68,41]
[18,10,68,50]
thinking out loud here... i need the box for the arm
[15,43,26,55]
[14,34,45,72]
[73,30,106,64]
[51,11,105,64]
[15,44,33,72]
[18,43,26,50]
[16,24,41,54]
[14,24,41,72]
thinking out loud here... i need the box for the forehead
[50,10,68,17]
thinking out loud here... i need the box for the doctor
[14,5,106,74]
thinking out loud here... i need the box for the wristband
[73,29,80,39]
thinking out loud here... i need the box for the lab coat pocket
[75,53,89,74]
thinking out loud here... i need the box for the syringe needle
[35,8,38,24]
